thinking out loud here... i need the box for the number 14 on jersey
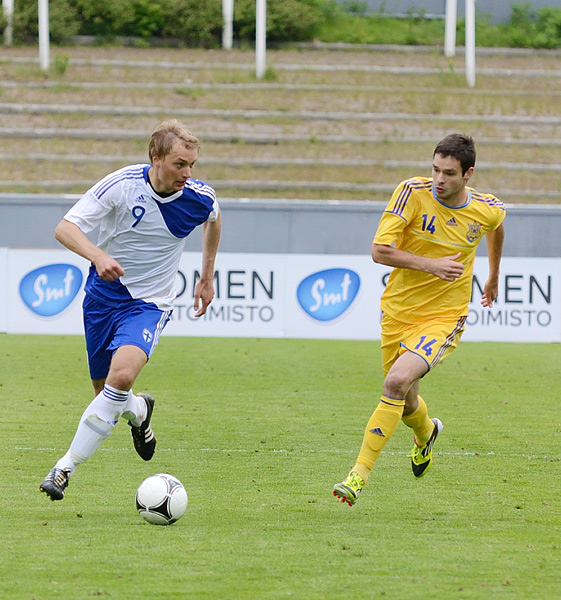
[421,214,436,234]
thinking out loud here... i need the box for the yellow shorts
[381,313,466,376]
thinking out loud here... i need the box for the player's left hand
[481,279,499,308]
[193,279,215,317]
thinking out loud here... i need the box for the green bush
[9,0,324,46]
[67,0,133,37]
[316,10,446,45]
[157,0,223,46]
[535,6,561,48]
[234,0,324,42]
[53,53,70,74]
[5,0,561,49]
[123,0,165,39]
[0,9,7,35]
[457,3,561,49]
[11,0,80,44]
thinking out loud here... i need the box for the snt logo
[297,268,360,322]
[19,264,83,317]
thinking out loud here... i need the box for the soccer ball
[135,473,188,525]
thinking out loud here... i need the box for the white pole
[255,0,266,79]
[444,0,457,57]
[38,0,50,71]
[222,0,233,50]
[465,0,476,88]
[2,0,14,46]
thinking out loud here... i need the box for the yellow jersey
[374,177,506,323]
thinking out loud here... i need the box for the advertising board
[3,249,560,342]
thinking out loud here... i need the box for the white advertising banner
[284,254,382,340]
[2,249,560,343]
[6,249,90,334]
[166,253,383,340]
[167,252,287,338]
[0,247,7,334]
[465,256,561,343]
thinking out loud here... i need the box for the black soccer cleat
[129,393,157,461]
[40,467,70,501]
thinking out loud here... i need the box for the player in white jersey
[40,119,222,501]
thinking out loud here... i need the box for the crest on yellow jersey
[466,221,482,243]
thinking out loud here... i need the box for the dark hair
[433,133,476,175]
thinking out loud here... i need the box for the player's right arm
[55,219,124,282]
[371,244,464,282]
[372,179,464,282]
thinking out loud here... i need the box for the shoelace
[347,474,363,490]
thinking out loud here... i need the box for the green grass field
[1,335,560,599]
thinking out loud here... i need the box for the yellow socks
[401,395,434,446]
[353,395,406,482]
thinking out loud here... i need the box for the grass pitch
[1,335,560,599]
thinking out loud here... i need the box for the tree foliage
[4,0,561,49]
[8,0,324,45]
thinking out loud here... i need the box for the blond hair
[148,119,200,163]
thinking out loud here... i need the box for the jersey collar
[143,165,184,202]
[432,184,471,209]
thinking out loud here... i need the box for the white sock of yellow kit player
[352,395,406,483]
[54,385,129,474]
[401,395,434,446]
[121,391,148,427]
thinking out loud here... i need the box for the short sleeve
[373,179,421,246]
[207,199,220,223]
[63,189,115,233]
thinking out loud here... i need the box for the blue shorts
[83,294,172,381]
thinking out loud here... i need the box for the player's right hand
[432,252,464,282]
[95,256,125,281]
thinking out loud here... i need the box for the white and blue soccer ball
[136,473,188,525]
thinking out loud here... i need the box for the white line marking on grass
[11,446,559,460]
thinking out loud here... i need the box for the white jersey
[64,164,219,311]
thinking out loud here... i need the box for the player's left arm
[481,221,505,308]
[193,210,222,317]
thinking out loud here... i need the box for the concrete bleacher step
[0,45,559,203]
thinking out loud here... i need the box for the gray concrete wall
[348,0,561,24]
[1,193,560,258]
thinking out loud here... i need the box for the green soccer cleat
[333,471,365,506]
[411,418,443,478]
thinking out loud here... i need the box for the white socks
[122,392,147,427]
[55,384,130,474]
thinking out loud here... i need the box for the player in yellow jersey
[333,133,505,506]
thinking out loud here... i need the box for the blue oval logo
[19,264,83,317]
[297,268,360,322]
